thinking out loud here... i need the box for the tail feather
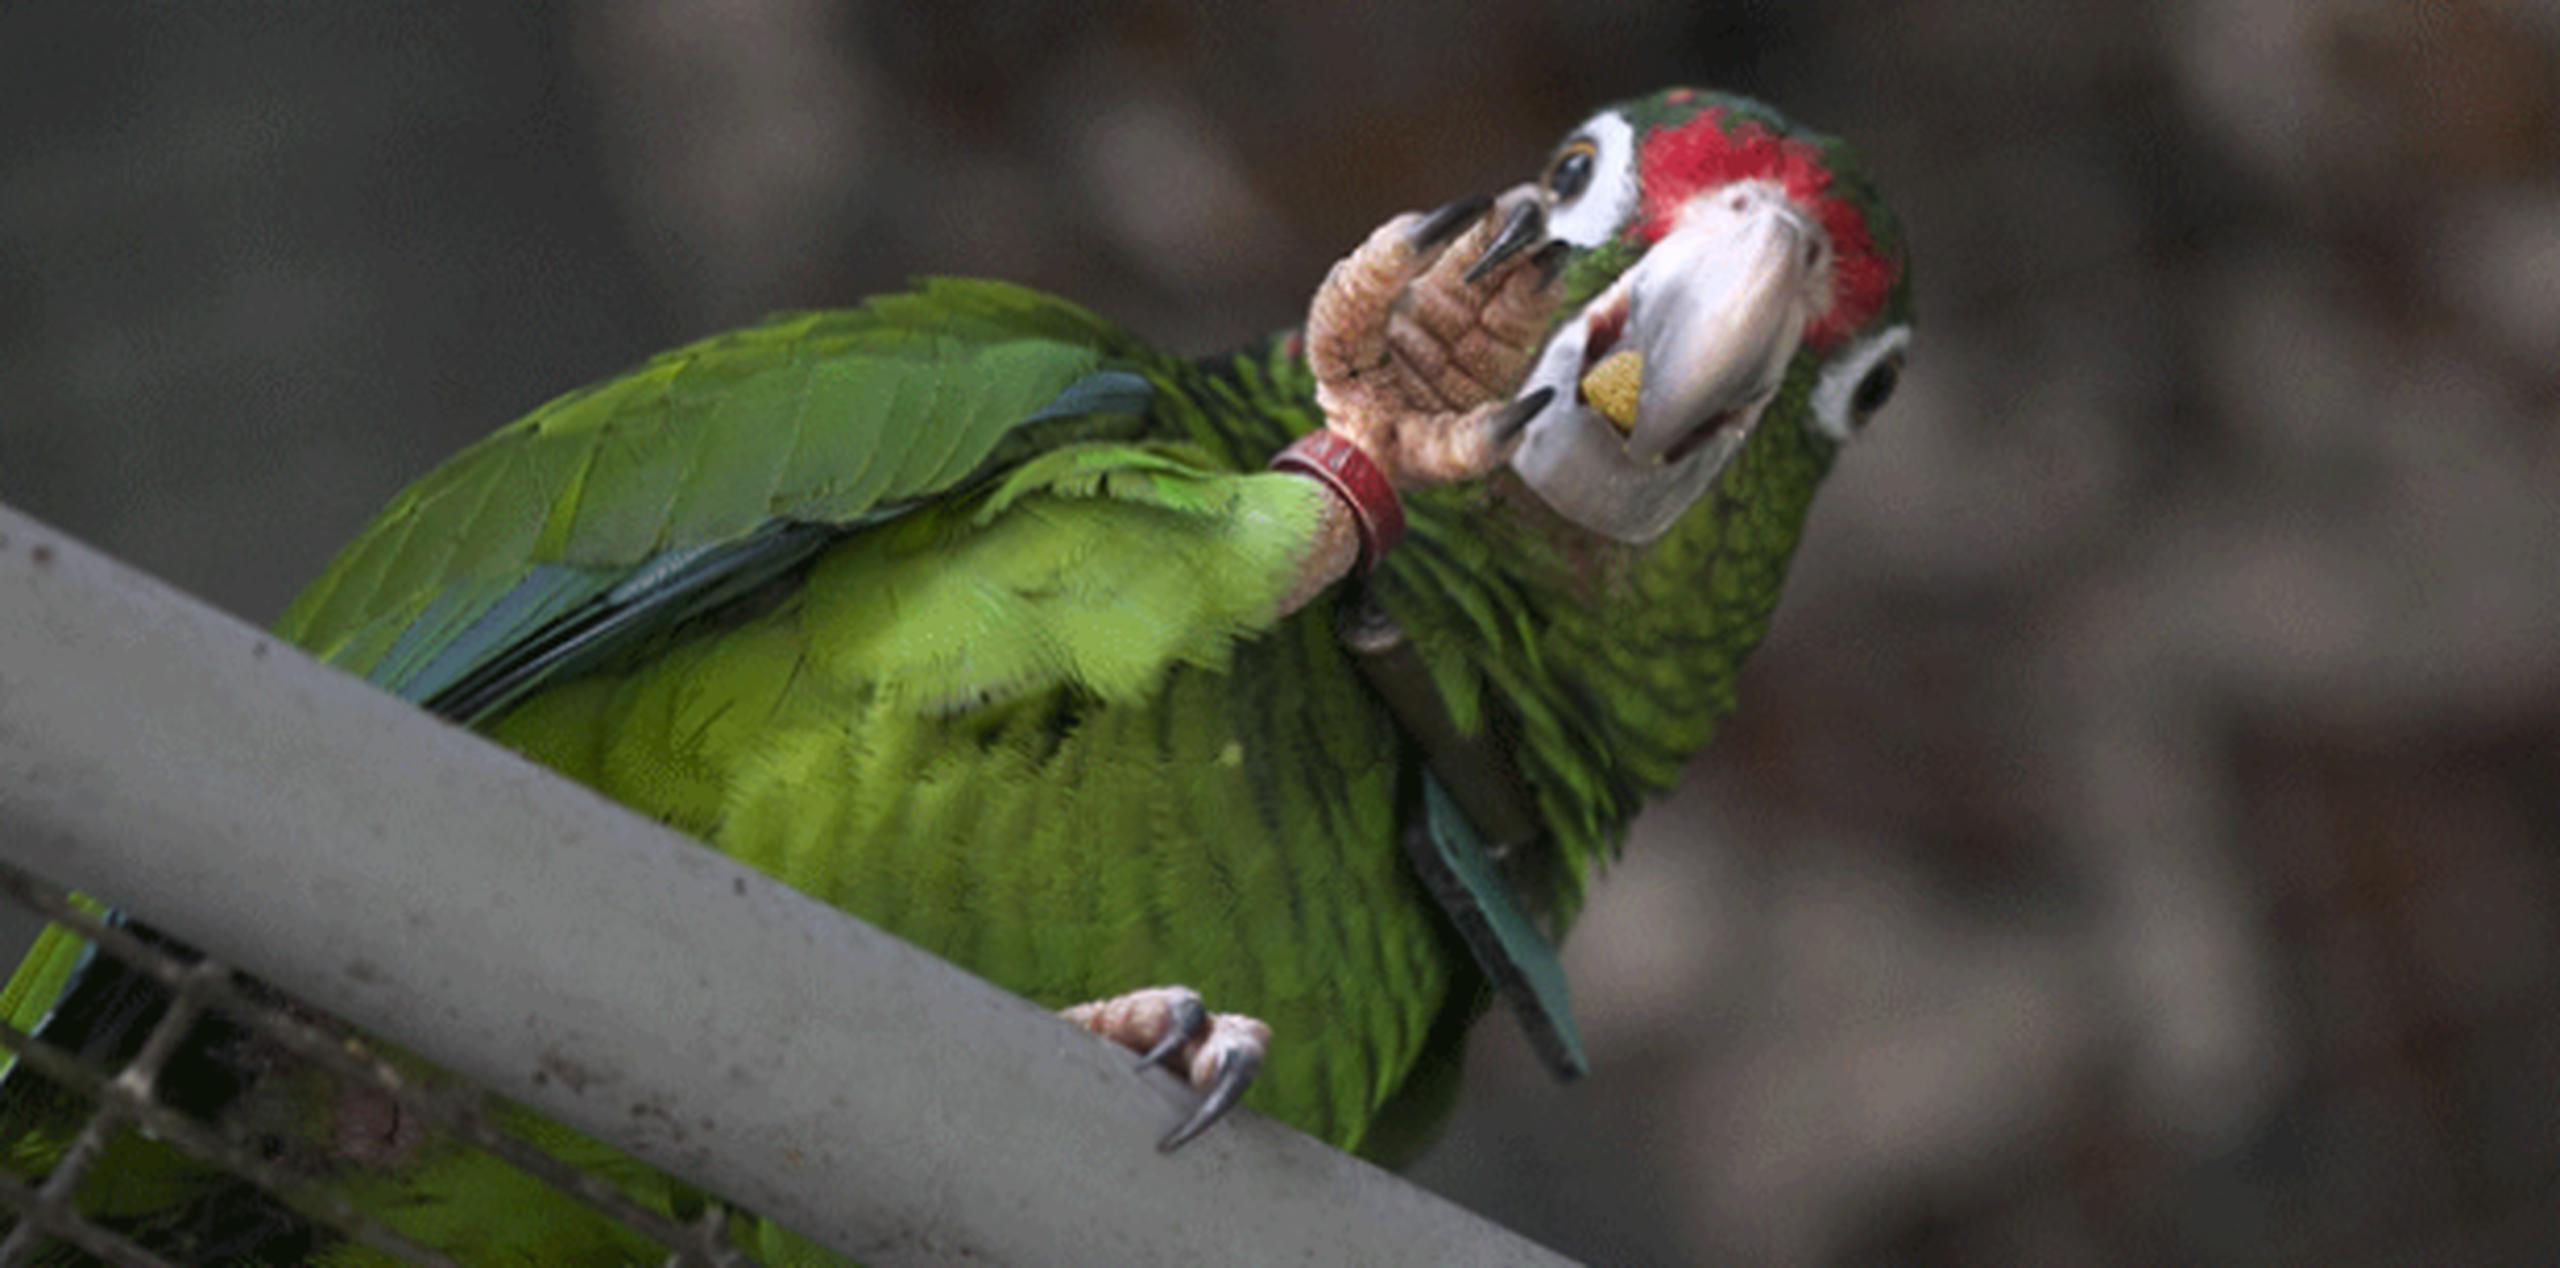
[0,896,119,1084]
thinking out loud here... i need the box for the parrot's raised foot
[1306,186,1569,489]
[1061,985,1271,1153]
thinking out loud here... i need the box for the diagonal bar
[0,503,1574,1268]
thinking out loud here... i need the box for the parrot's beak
[1622,187,1818,462]
[1509,182,1825,543]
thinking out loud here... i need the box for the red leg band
[1271,430,1406,571]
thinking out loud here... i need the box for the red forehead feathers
[1635,109,1897,352]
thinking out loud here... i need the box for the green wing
[277,278,1153,715]
[3,274,1160,1116]
[0,278,1218,1265]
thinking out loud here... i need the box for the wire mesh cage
[0,862,748,1268]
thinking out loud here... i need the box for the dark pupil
[1549,149,1595,200]
[1852,359,1900,416]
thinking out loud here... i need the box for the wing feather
[277,279,1143,705]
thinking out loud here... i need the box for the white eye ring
[1545,111,1638,249]
[1810,323,1911,442]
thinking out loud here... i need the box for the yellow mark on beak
[1579,349,1644,434]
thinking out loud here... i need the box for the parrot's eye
[1545,141,1598,202]
[1809,324,1912,442]
[1851,358,1899,416]
[1542,110,1639,249]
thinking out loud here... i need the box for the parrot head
[1506,88,1913,542]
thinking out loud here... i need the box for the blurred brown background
[4,2,2556,1264]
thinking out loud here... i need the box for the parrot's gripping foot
[1304,185,1570,488]
[1062,985,1272,1153]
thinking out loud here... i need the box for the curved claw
[1491,386,1557,443]
[1134,994,1209,1071]
[1158,1046,1263,1154]
[1464,200,1547,284]
[1409,194,1495,250]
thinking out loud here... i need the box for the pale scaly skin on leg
[1276,185,1570,615]
[1308,185,1563,486]
[1076,191,1571,1149]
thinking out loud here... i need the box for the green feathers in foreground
[0,88,1910,1264]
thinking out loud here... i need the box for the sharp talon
[1134,995,1209,1071]
[1492,387,1557,441]
[1464,201,1546,284]
[1409,194,1494,250]
[1158,1048,1262,1154]
[1530,239,1573,290]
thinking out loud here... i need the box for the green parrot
[0,87,1909,1264]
